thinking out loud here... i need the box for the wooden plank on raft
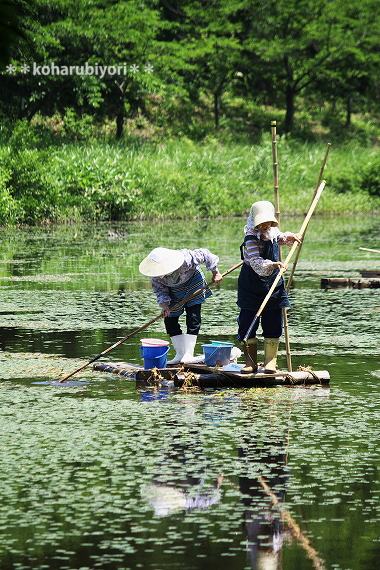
[94,361,330,387]
[321,277,380,289]
[175,371,330,388]
[359,270,380,278]
[179,363,330,382]
[93,361,139,376]
[93,361,180,381]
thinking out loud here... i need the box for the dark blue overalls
[237,234,289,340]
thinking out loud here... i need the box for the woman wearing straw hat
[237,201,302,374]
[139,247,222,364]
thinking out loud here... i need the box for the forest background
[0,0,380,225]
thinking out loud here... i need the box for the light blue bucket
[202,344,232,366]
[139,345,170,370]
[211,340,234,347]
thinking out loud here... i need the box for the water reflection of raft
[93,361,330,388]
[321,276,380,289]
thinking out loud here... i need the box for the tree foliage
[0,0,30,69]
[229,0,380,131]
[0,0,379,134]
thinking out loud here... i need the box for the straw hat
[139,247,185,277]
[249,201,278,228]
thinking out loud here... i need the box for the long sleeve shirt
[243,227,295,277]
[151,248,219,305]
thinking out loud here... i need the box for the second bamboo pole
[271,121,292,371]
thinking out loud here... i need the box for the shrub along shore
[0,119,379,225]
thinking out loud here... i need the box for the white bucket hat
[139,247,185,277]
[140,485,186,517]
[248,200,278,228]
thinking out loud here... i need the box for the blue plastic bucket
[202,344,232,366]
[139,345,170,370]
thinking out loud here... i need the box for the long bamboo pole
[271,121,280,225]
[271,121,292,371]
[271,122,291,369]
[59,260,243,382]
[285,143,331,293]
[243,181,325,341]
[359,247,380,254]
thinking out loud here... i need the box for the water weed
[1,218,380,569]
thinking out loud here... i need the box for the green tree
[1,0,379,137]
[0,0,28,69]
[1,0,185,135]
[316,0,380,127]
[154,0,243,131]
[232,0,380,132]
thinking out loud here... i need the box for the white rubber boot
[167,335,185,365]
[181,334,204,363]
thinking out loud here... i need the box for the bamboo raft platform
[321,276,380,289]
[93,361,330,388]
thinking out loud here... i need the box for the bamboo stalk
[271,121,292,371]
[286,143,331,293]
[271,121,280,226]
[243,181,325,341]
[59,260,243,382]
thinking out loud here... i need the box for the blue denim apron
[168,267,211,317]
[237,234,290,313]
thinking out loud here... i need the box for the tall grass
[0,124,378,225]
[49,137,380,219]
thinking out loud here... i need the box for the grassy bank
[0,121,379,224]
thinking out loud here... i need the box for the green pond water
[1,215,380,570]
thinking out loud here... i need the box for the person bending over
[139,247,222,364]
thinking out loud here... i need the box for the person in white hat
[237,201,302,373]
[139,247,222,364]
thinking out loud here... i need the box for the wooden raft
[360,270,380,278]
[93,361,330,388]
[321,277,380,289]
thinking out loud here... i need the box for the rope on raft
[283,365,322,385]
[297,365,322,384]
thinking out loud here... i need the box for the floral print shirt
[151,248,219,305]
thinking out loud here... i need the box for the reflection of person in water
[238,438,289,570]
[141,428,223,517]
